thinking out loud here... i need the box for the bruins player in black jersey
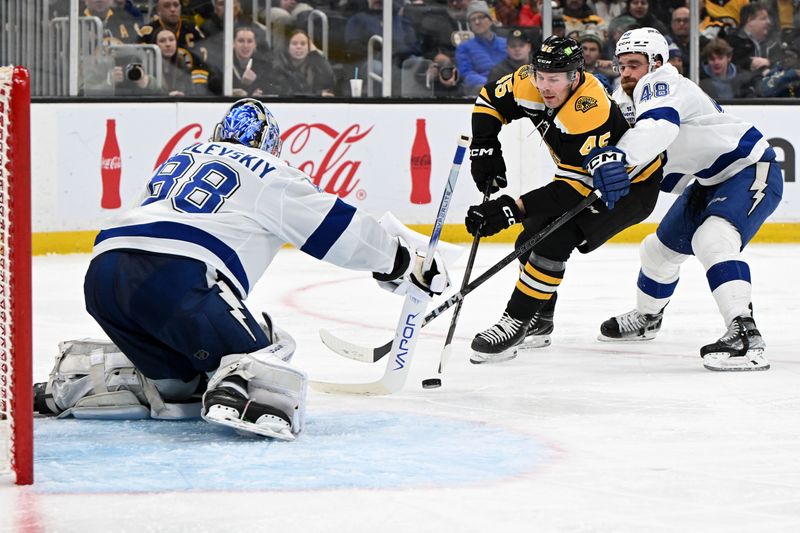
[465,36,663,364]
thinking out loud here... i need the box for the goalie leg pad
[40,338,201,420]
[202,349,307,440]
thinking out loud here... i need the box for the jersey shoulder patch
[556,75,612,134]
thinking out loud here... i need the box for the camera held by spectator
[125,63,145,82]
[429,60,460,86]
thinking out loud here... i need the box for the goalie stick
[319,189,602,364]
[311,135,471,395]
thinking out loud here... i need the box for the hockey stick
[320,189,602,364]
[311,135,471,395]
[432,182,492,377]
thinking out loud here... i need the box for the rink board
[29,102,799,253]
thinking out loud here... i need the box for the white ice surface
[2,244,800,533]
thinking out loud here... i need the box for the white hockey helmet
[615,27,669,71]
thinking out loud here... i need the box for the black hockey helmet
[530,36,584,73]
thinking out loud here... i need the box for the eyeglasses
[469,14,490,24]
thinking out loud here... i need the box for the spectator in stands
[154,27,200,96]
[592,0,625,22]
[344,0,421,91]
[579,30,614,90]
[667,42,685,76]
[727,2,781,73]
[759,44,800,96]
[562,0,606,39]
[615,0,667,35]
[456,1,507,94]
[230,26,276,97]
[493,0,520,27]
[699,38,758,99]
[112,0,144,24]
[700,0,749,39]
[262,0,314,50]
[85,0,140,43]
[447,0,471,29]
[404,0,463,57]
[199,0,254,70]
[488,29,532,83]
[418,48,466,96]
[517,0,541,27]
[139,0,209,63]
[272,29,337,96]
[667,7,692,72]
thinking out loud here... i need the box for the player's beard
[621,77,638,96]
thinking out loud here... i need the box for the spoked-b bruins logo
[575,96,598,113]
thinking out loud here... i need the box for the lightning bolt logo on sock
[216,280,257,341]
[747,164,769,216]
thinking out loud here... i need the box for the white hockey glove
[374,238,450,297]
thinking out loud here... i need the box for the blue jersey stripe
[696,127,763,180]
[706,260,751,292]
[637,269,678,299]
[661,172,684,192]
[95,221,250,294]
[300,198,356,259]
[639,107,680,126]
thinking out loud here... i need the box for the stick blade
[319,328,377,363]
[437,344,453,374]
[310,378,395,395]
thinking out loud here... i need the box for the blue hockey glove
[583,146,630,210]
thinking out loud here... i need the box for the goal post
[0,65,33,486]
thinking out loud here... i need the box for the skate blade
[470,347,519,365]
[518,335,551,351]
[203,405,295,441]
[702,349,770,372]
[597,332,657,342]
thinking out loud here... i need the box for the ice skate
[598,309,663,341]
[470,312,529,364]
[202,375,295,440]
[518,308,554,350]
[701,316,769,371]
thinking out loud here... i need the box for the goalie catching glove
[583,146,630,210]
[465,194,523,237]
[470,140,507,194]
[373,238,450,297]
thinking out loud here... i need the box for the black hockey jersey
[472,67,662,197]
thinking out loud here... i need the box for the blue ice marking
[33,411,545,493]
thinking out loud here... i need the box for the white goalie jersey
[92,141,399,297]
[612,63,774,194]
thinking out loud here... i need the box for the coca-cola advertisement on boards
[47,103,478,233]
[154,122,373,201]
[100,119,122,209]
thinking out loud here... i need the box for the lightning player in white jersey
[585,28,783,371]
[35,99,448,439]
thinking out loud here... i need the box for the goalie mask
[212,98,283,157]
[615,27,669,72]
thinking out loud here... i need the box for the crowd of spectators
[65,0,800,98]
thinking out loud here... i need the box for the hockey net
[0,65,33,485]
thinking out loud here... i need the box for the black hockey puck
[421,378,442,389]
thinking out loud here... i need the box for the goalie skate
[202,377,295,440]
[598,309,663,342]
[470,312,528,364]
[701,316,769,372]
